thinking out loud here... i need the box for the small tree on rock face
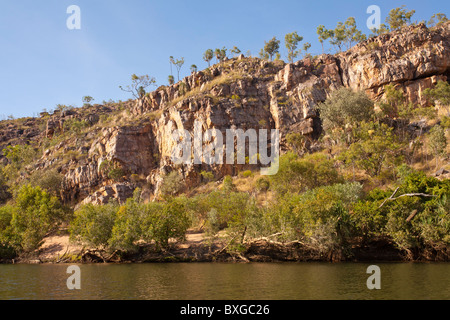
[82,96,94,107]
[170,57,185,82]
[119,74,156,99]
[320,18,366,53]
[190,64,198,74]
[214,47,227,63]
[343,17,367,50]
[424,81,450,116]
[330,22,346,52]
[302,42,312,58]
[386,6,416,31]
[369,24,389,37]
[261,37,280,61]
[203,49,214,67]
[285,31,303,63]
[317,87,375,136]
[317,25,333,54]
[379,84,407,118]
[230,46,241,57]
[259,48,269,60]
[339,121,403,177]
[428,13,448,28]
[160,171,184,197]
[168,75,175,85]
[169,56,174,77]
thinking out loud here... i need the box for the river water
[0,262,449,300]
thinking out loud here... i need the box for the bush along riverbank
[1,164,449,264]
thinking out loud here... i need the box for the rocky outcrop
[338,22,450,105]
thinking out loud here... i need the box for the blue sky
[0,0,448,118]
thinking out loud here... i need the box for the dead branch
[378,187,399,209]
[214,234,239,255]
[379,188,437,209]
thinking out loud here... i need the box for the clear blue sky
[0,0,448,118]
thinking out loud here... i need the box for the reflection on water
[0,262,449,300]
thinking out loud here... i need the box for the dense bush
[70,202,118,250]
[316,87,374,137]
[70,196,191,251]
[108,198,144,252]
[383,172,450,253]
[351,171,450,256]
[141,198,191,248]
[28,168,63,197]
[160,171,185,197]
[291,183,362,258]
[0,185,69,255]
[269,152,342,194]
[0,205,18,258]
[339,121,403,177]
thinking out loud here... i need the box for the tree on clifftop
[428,13,448,28]
[386,6,416,31]
[203,49,214,67]
[317,25,333,54]
[260,37,280,61]
[170,56,185,82]
[119,74,156,99]
[285,31,303,63]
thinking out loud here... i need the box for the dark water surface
[0,262,449,300]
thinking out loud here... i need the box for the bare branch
[378,187,399,209]
[378,187,437,209]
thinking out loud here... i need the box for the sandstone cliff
[1,22,449,207]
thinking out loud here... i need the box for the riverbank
[5,230,449,264]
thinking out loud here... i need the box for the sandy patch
[39,234,83,261]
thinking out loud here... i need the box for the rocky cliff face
[2,22,449,206]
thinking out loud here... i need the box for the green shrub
[11,184,68,252]
[269,152,342,194]
[255,177,270,192]
[358,171,450,254]
[339,121,403,177]
[109,199,144,252]
[108,167,125,181]
[316,87,374,135]
[141,198,191,248]
[29,168,63,197]
[291,183,363,259]
[241,170,253,178]
[160,171,185,197]
[70,202,118,250]
[0,205,18,258]
[3,144,37,165]
[222,175,235,192]
[63,118,90,134]
[99,160,126,182]
[0,169,11,204]
[441,116,450,129]
[200,171,215,183]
